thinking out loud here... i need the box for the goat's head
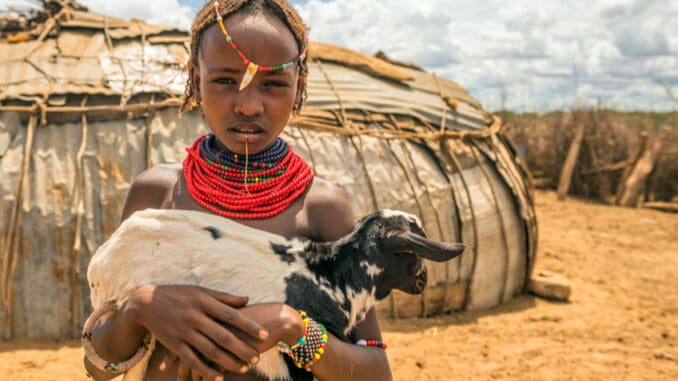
[338,210,465,300]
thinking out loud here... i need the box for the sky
[3,0,678,112]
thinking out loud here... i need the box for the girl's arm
[222,305,392,381]
[85,285,265,381]
[310,308,393,381]
[84,168,270,381]
[83,291,149,381]
[303,180,394,381]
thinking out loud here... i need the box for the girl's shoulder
[120,164,182,221]
[303,178,356,241]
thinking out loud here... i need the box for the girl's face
[192,11,302,154]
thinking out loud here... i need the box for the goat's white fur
[88,209,327,381]
[360,260,384,278]
[88,208,433,380]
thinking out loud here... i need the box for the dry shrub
[649,122,678,202]
[500,109,678,203]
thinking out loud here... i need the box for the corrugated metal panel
[0,107,535,338]
[59,10,131,30]
[57,30,108,57]
[0,40,41,60]
[404,68,483,110]
[4,82,119,98]
[0,60,43,90]
[106,22,182,40]
[306,63,487,130]
[309,42,413,82]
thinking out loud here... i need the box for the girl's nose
[233,87,264,116]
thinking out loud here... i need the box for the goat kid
[87,209,465,381]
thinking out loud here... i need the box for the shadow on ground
[380,294,555,333]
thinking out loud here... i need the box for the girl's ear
[294,73,304,108]
[191,64,202,104]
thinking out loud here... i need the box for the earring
[190,97,202,110]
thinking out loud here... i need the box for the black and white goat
[87,209,465,381]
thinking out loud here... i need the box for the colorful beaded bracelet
[82,301,155,374]
[288,310,311,350]
[278,309,310,355]
[278,310,328,371]
[356,339,388,350]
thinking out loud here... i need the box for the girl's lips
[228,128,265,143]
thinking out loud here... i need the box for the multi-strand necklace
[183,134,314,219]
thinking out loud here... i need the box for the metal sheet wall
[0,107,535,338]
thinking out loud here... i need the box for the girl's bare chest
[163,169,311,239]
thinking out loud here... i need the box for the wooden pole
[557,120,588,200]
[617,126,670,207]
[2,115,37,339]
[615,131,648,203]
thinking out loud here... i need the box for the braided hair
[181,0,309,115]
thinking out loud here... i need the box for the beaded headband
[213,0,308,91]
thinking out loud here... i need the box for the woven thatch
[0,1,537,339]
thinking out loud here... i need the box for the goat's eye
[393,251,410,258]
[408,222,426,237]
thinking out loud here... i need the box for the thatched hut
[0,0,537,339]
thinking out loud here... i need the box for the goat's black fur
[270,243,297,264]
[203,226,223,240]
[253,210,464,381]
[90,208,463,381]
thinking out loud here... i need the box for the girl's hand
[160,303,305,380]
[231,303,305,352]
[126,284,269,380]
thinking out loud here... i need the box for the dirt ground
[1,190,676,380]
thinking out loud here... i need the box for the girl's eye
[264,80,288,88]
[214,78,236,85]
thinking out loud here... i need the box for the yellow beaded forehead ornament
[213,0,308,90]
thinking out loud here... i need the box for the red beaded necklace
[183,134,314,219]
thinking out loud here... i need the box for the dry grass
[500,110,678,203]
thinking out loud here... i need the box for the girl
[83,1,393,381]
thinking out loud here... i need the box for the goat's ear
[383,232,465,262]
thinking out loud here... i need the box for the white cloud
[1,0,195,29]
[295,0,678,111]
[78,0,194,31]
[1,0,42,13]
[5,0,677,111]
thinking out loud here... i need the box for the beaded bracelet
[278,310,311,355]
[82,301,155,374]
[356,339,388,350]
[289,310,311,350]
[278,310,328,371]
[292,318,328,370]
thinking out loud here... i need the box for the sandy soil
[1,190,677,380]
